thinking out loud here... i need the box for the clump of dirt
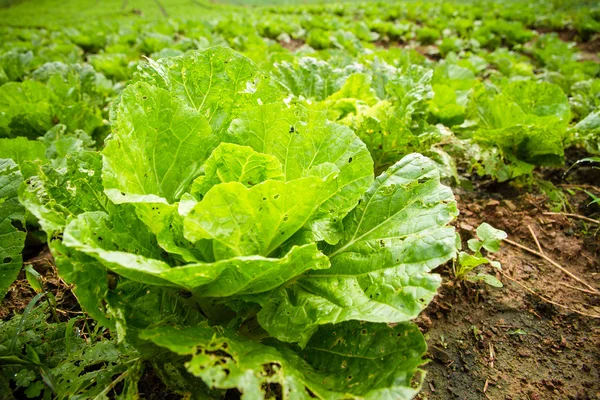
[417,177,600,399]
[279,38,305,51]
[0,247,78,321]
[372,38,442,61]
[534,27,579,42]
[578,35,600,55]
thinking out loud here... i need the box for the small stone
[560,336,567,348]
[460,222,474,232]
[543,380,555,390]
[469,204,483,213]
[503,200,517,211]
[582,363,591,372]
[429,346,452,364]
[487,199,500,207]
[522,264,535,273]
[518,349,531,358]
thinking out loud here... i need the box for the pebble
[503,200,517,211]
[560,336,567,348]
[518,349,531,358]
[460,222,474,231]
[487,199,500,207]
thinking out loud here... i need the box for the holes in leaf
[142,96,148,100]
[261,383,282,398]
[224,389,242,398]
[283,215,289,222]
[11,219,25,232]
[262,362,281,377]
[273,194,280,200]
[347,376,353,381]
[79,362,107,376]
[361,329,367,335]
[289,126,295,133]
[348,157,353,163]
[262,197,267,201]
[107,274,118,290]
[3,257,12,264]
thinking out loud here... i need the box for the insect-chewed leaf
[103,82,217,204]
[228,103,374,244]
[141,320,426,400]
[249,153,458,345]
[0,159,26,299]
[136,46,283,136]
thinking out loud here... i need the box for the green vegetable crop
[10,47,460,398]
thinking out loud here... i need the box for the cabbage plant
[21,47,459,399]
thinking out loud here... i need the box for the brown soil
[0,247,79,321]
[373,39,442,61]
[577,35,600,63]
[279,38,305,51]
[373,38,404,49]
[418,171,600,399]
[535,28,579,43]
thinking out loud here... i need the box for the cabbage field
[0,0,599,399]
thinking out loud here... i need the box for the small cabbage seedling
[455,222,507,287]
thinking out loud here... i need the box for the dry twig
[559,282,600,296]
[503,238,599,293]
[498,270,600,319]
[527,225,544,255]
[542,212,600,225]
